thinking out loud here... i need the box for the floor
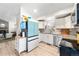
[0,39,59,56]
[0,38,16,56]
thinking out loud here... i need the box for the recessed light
[33,9,38,13]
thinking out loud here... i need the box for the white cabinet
[39,33,43,42]
[65,16,74,28]
[39,33,53,45]
[15,37,26,54]
[55,18,66,28]
[38,20,45,29]
[55,16,74,28]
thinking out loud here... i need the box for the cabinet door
[65,16,73,28]
[47,34,53,45]
[15,38,26,53]
[19,38,26,52]
[55,18,65,28]
[42,34,53,45]
[39,21,45,29]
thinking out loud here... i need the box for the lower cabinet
[15,37,26,54]
[40,33,53,45]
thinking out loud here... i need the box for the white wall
[9,17,16,33]
[0,15,18,33]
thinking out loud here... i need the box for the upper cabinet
[38,20,45,29]
[54,7,75,29]
[65,15,74,28]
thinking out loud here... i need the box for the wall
[9,17,18,33]
[0,17,17,33]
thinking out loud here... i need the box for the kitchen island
[60,35,79,56]
[62,35,78,49]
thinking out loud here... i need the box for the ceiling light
[33,9,38,13]
[0,23,5,27]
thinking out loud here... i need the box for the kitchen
[0,3,79,56]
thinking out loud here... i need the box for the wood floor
[0,39,59,56]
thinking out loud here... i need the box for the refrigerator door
[27,20,39,52]
[28,20,39,37]
[28,35,39,52]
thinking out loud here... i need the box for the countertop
[62,35,77,40]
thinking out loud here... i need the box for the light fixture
[33,9,38,13]
[0,23,5,27]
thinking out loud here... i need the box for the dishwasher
[53,34,62,47]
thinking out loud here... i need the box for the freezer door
[28,38,39,52]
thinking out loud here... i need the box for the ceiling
[0,3,21,21]
[0,3,74,21]
[22,3,74,19]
